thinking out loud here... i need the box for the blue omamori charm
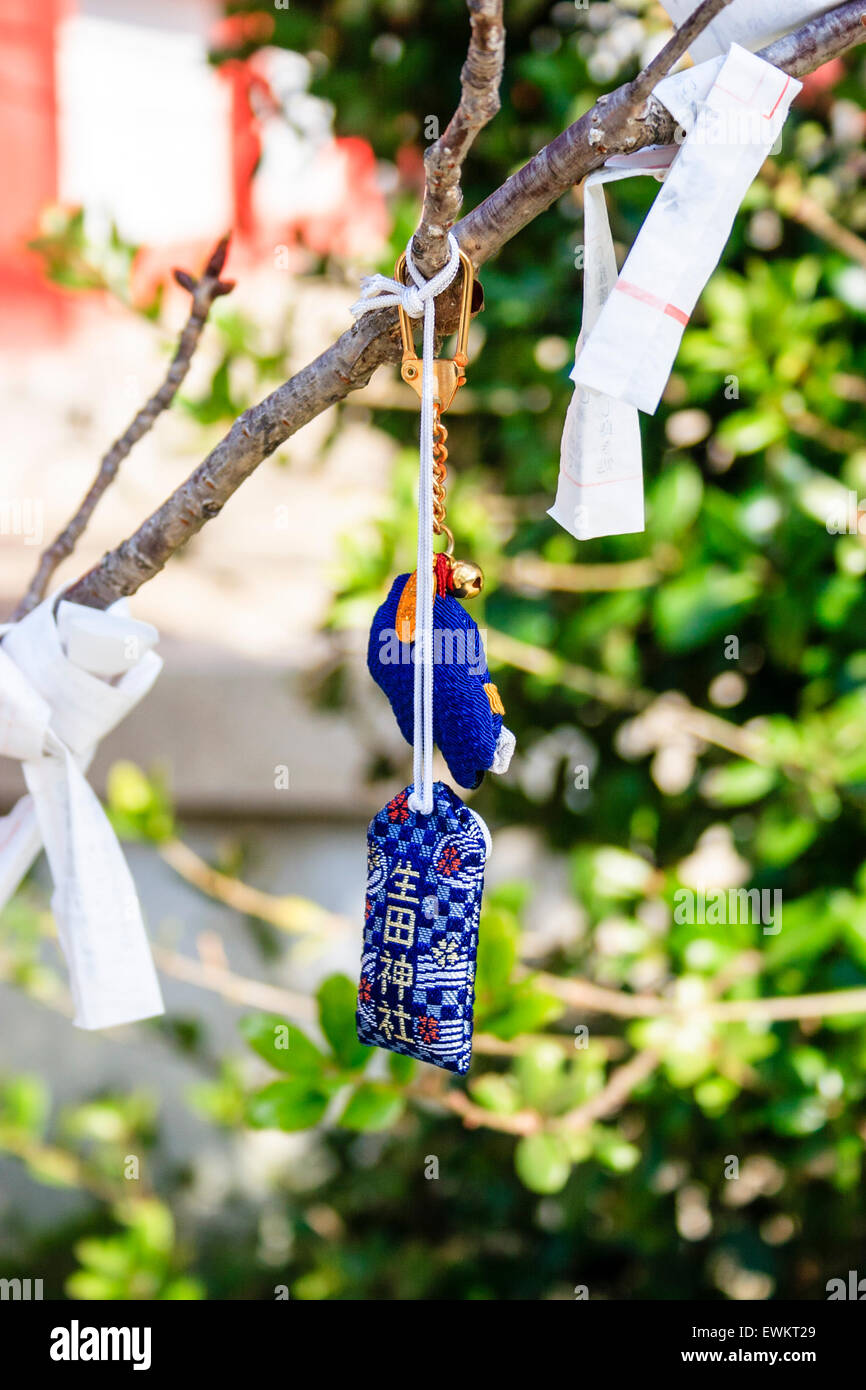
[351,236,508,1074]
[357,782,488,1074]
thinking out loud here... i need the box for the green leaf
[73,1237,133,1280]
[469,1073,522,1115]
[701,761,777,806]
[105,761,174,844]
[65,1272,122,1300]
[387,1052,417,1084]
[653,566,759,652]
[0,1075,49,1135]
[515,1133,571,1194]
[649,460,704,539]
[762,894,842,968]
[593,1132,641,1173]
[754,806,818,866]
[475,905,519,994]
[317,974,370,1070]
[514,1041,567,1108]
[246,1079,332,1132]
[160,1277,205,1301]
[338,1083,405,1132]
[478,982,564,1041]
[239,1014,325,1076]
[715,407,787,457]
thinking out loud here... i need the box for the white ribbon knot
[0,595,164,1029]
[349,235,461,324]
[352,233,462,816]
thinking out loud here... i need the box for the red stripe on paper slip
[616,278,690,327]
[765,74,792,121]
[713,72,792,121]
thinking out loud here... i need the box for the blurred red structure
[0,0,68,343]
[0,0,387,346]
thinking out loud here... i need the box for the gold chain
[432,405,454,555]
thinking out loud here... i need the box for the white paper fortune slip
[661,2,838,65]
[549,147,676,541]
[0,596,164,1029]
[550,44,801,542]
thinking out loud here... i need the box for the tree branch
[158,838,344,938]
[762,158,866,269]
[456,2,866,262]
[60,3,866,612]
[629,0,735,102]
[537,963,866,1024]
[14,237,234,619]
[558,1048,662,1133]
[411,0,505,275]
[501,553,661,592]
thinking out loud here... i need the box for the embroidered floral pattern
[386,790,410,823]
[416,1014,439,1045]
[436,844,462,876]
[358,975,372,1004]
[432,937,460,968]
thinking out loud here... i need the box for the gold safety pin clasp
[394,248,474,413]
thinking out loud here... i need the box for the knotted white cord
[351,232,462,815]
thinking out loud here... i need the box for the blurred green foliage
[4,0,866,1301]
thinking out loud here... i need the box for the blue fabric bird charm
[367,557,515,790]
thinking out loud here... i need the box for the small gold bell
[450,559,484,599]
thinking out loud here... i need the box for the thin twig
[58,4,866,612]
[486,625,647,710]
[558,1048,661,1133]
[629,0,735,102]
[153,938,316,1022]
[550,950,760,1133]
[537,965,866,1023]
[486,626,780,766]
[501,554,660,593]
[437,1084,541,1135]
[762,159,866,269]
[14,236,234,618]
[159,838,345,938]
[0,1128,121,1204]
[411,0,505,275]
[790,408,864,456]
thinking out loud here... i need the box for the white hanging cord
[351,232,462,815]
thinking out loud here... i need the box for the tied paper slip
[662,2,837,64]
[0,596,164,1030]
[549,147,678,542]
[571,45,801,418]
